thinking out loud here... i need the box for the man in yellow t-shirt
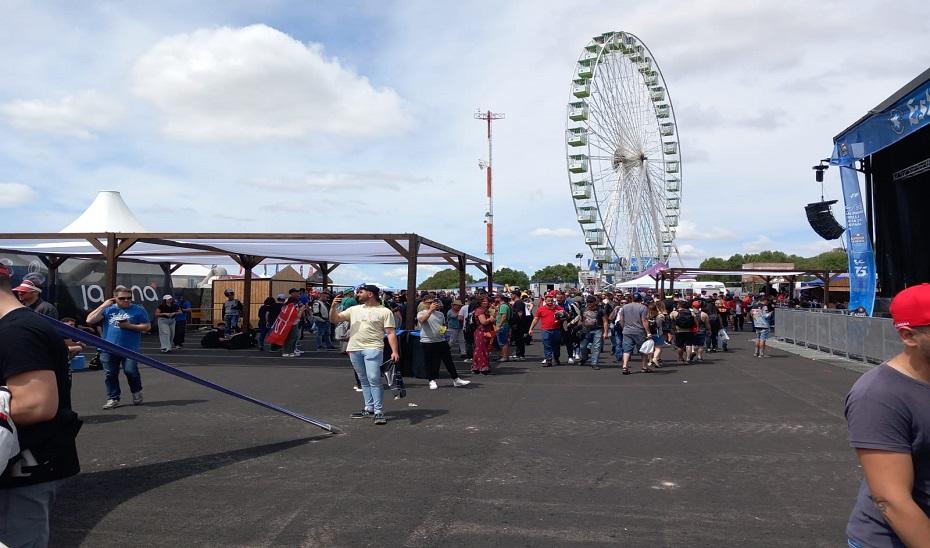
[331,284,400,425]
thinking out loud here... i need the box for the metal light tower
[475,109,504,266]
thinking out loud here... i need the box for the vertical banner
[840,166,876,315]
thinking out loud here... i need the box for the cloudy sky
[1,0,928,284]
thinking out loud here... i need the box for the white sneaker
[429,380,438,390]
[294,350,303,356]
[568,357,575,364]
[132,391,143,405]
[541,359,548,364]
[352,386,363,392]
[102,399,119,410]
[453,378,471,387]
[281,353,295,357]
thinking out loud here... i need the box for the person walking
[417,297,470,389]
[577,296,608,369]
[447,299,465,358]
[618,292,651,374]
[87,286,151,409]
[0,263,81,548]
[845,283,930,547]
[155,295,179,353]
[528,292,564,367]
[257,297,275,351]
[508,289,527,361]
[750,298,773,358]
[494,294,513,363]
[330,284,399,425]
[669,300,698,365]
[311,292,335,350]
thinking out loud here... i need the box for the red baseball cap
[890,283,930,328]
[546,290,558,297]
[691,300,701,307]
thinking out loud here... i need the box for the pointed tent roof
[60,190,149,233]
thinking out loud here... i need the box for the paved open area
[49,330,870,547]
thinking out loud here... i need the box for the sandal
[641,367,653,373]
[621,367,630,375]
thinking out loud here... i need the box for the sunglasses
[116,297,132,301]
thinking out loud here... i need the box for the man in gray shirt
[845,283,930,547]
[12,279,58,319]
[618,292,651,374]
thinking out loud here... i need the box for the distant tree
[697,249,848,283]
[696,257,740,283]
[531,263,579,282]
[419,269,474,290]
[493,267,530,289]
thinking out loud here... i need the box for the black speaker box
[805,201,845,240]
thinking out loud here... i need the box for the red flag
[266,303,298,346]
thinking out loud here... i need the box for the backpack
[706,308,720,327]
[463,310,478,336]
[675,309,696,329]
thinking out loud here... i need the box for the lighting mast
[475,109,505,266]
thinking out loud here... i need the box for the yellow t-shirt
[344,305,396,351]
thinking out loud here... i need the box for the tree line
[416,248,848,289]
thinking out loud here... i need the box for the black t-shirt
[510,299,526,320]
[267,303,284,325]
[0,308,81,487]
[157,303,179,315]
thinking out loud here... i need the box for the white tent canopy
[59,190,149,233]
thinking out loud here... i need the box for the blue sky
[1,0,928,285]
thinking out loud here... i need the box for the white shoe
[453,378,471,387]
[281,353,295,357]
[352,386,363,392]
[568,357,575,364]
[102,399,119,410]
[429,380,438,390]
[541,359,548,364]
[294,350,303,356]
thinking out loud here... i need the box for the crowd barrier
[776,308,899,365]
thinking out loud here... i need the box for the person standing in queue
[330,284,399,425]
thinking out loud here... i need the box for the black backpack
[675,309,696,329]
[706,308,720,327]
[463,310,478,336]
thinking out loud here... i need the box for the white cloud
[529,227,577,238]
[0,183,38,208]
[130,24,412,143]
[743,235,777,253]
[0,90,124,139]
[245,171,431,191]
[676,243,707,261]
[675,220,740,241]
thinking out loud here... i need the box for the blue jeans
[541,329,561,361]
[258,323,267,348]
[349,348,385,413]
[101,351,142,401]
[0,479,61,548]
[580,328,604,365]
[224,314,240,336]
[315,319,333,349]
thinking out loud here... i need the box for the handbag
[334,320,351,341]
[639,339,655,354]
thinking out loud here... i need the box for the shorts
[756,328,770,341]
[621,333,647,355]
[652,334,665,346]
[496,325,511,346]
[694,333,706,346]
[674,331,695,348]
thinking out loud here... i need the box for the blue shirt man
[173,292,192,348]
[87,287,151,410]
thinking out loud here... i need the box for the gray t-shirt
[845,363,930,547]
[418,310,445,343]
[619,303,648,336]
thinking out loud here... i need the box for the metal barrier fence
[777,308,899,365]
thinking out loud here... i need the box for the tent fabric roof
[59,190,149,233]
[0,233,488,268]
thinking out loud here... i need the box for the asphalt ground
[48,328,869,547]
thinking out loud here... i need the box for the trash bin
[391,331,425,378]
[70,355,86,371]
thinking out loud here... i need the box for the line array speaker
[805,200,845,240]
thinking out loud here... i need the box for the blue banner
[833,83,930,164]
[839,166,876,316]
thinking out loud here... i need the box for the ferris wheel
[566,31,681,280]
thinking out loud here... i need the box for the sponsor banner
[839,166,876,315]
[833,80,930,165]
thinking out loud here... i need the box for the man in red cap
[845,284,930,546]
[527,292,564,366]
[12,279,58,320]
